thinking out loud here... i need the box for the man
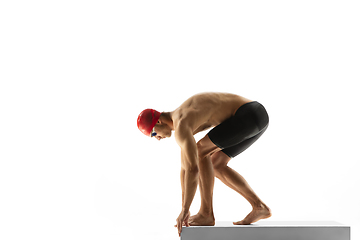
[137,92,271,237]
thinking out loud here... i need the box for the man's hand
[175,210,190,237]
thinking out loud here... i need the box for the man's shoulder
[172,108,192,124]
[173,116,191,132]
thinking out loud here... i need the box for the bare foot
[188,213,201,224]
[188,212,215,226]
[233,205,272,225]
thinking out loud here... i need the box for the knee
[211,152,229,172]
[197,136,220,160]
[213,164,225,178]
[212,160,226,173]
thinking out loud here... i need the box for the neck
[161,112,174,130]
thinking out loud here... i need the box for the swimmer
[137,92,272,237]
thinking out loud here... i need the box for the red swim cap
[137,109,161,137]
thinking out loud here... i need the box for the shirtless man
[137,92,272,237]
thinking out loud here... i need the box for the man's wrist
[182,206,189,212]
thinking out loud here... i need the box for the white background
[1,0,359,239]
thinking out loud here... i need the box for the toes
[233,220,249,225]
[188,218,196,224]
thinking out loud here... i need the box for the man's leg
[190,101,271,225]
[187,135,220,226]
[211,150,271,225]
[188,154,215,226]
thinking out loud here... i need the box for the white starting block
[181,221,350,240]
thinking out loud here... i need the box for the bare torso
[171,92,252,135]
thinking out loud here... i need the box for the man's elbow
[185,164,199,173]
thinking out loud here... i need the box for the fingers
[177,220,182,237]
[174,223,187,227]
[184,212,190,227]
[176,212,191,236]
[184,217,189,227]
[185,221,190,227]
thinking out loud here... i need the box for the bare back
[171,92,252,135]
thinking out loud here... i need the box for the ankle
[199,210,214,218]
[252,202,268,210]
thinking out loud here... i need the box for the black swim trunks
[208,101,269,158]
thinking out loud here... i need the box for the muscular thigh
[207,101,269,158]
[221,126,267,158]
[210,126,267,170]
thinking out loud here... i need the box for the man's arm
[175,124,199,212]
[180,153,185,207]
[174,123,199,236]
